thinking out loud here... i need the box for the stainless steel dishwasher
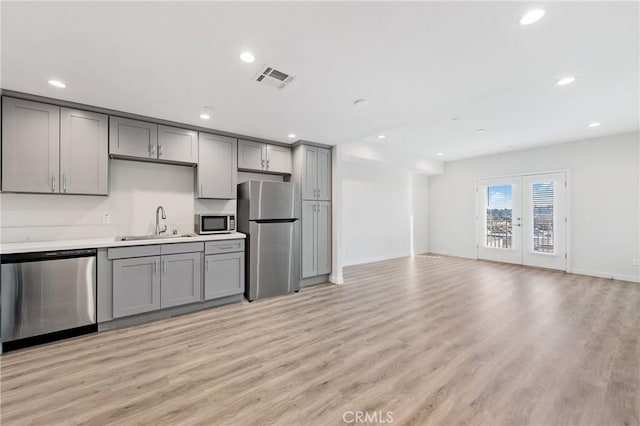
[1,249,97,348]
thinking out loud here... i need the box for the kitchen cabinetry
[109,117,197,165]
[238,139,292,174]
[204,240,245,300]
[299,145,331,201]
[197,133,237,199]
[110,243,203,319]
[60,108,109,195]
[301,200,331,278]
[112,256,161,318]
[1,97,108,195]
[160,252,202,308]
[292,143,333,282]
[158,125,198,164]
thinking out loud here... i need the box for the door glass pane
[486,185,513,248]
[532,181,554,253]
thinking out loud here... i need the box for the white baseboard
[571,268,640,284]
[343,253,410,267]
[329,274,344,284]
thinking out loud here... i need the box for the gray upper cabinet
[301,146,318,200]
[317,148,332,201]
[238,139,266,171]
[300,146,331,201]
[161,252,201,308]
[112,256,161,318]
[238,139,292,174]
[158,125,198,164]
[60,108,109,195]
[197,133,237,199]
[266,144,292,174]
[109,116,158,159]
[2,97,60,193]
[204,252,245,300]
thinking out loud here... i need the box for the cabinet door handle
[205,259,209,273]
[163,259,167,274]
[266,159,270,170]
[150,144,156,157]
[261,159,265,170]
[63,174,67,193]
[51,174,56,192]
[155,260,159,275]
[158,145,163,157]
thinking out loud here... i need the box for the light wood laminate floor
[1,255,639,425]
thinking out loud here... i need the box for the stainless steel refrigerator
[237,180,300,301]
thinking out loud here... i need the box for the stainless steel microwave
[195,214,236,234]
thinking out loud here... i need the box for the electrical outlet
[102,213,111,224]
[633,258,640,267]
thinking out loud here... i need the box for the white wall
[428,131,640,283]
[0,160,234,242]
[341,154,432,267]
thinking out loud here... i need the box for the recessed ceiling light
[240,52,255,63]
[378,135,386,139]
[588,122,601,128]
[555,76,576,86]
[520,9,545,25]
[437,152,444,156]
[353,99,369,107]
[48,79,66,88]
[476,128,486,133]
[199,113,210,120]
[288,134,296,139]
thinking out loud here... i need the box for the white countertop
[0,232,246,254]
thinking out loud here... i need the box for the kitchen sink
[116,234,196,242]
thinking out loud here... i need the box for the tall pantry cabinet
[291,143,332,285]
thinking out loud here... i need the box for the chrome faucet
[155,206,167,236]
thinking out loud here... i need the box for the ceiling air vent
[255,66,295,89]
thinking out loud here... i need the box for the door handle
[163,259,167,274]
[205,259,209,273]
[51,174,56,192]
[261,159,265,170]
[158,145,163,157]
[150,144,156,157]
[63,174,67,193]
[266,159,270,170]
[155,260,159,275]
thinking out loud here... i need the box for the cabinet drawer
[160,242,204,255]
[108,245,161,260]
[205,239,245,254]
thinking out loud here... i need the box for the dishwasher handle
[1,249,97,264]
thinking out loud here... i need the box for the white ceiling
[2,1,638,164]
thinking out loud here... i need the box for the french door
[477,172,567,271]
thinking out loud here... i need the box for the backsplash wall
[0,159,235,243]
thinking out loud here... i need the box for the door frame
[475,169,571,273]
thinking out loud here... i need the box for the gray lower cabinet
[112,256,161,318]
[197,133,237,199]
[109,116,158,159]
[2,97,60,193]
[302,200,331,278]
[161,252,201,308]
[204,252,245,299]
